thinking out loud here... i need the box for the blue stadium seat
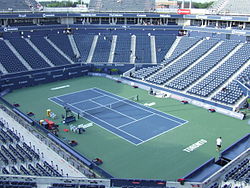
[212,66,250,105]
[9,37,51,69]
[135,35,151,63]
[188,43,250,97]
[92,34,112,63]
[166,40,240,90]
[113,34,131,63]
[155,34,176,63]
[30,36,71,66]
[147,38,219,85]
[48,34,76,60]
[73,34,94,62]
[0,40,27,73]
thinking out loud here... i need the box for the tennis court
[49,88,188,145]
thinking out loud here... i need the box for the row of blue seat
[147,38,219,84]
[92,35,112,63]
[188,43,250,97]
[224,158,249,182]
[212,66,250,105]
[23,142,40,160]
[166,40,239,91]
[0,40,27,73]
[113,34,131,63]
[48,34,76,60]
[30,36,71,66]
[9,37,51,69]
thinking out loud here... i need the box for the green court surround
[4,76,250,180]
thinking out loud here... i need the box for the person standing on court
[216,137,222,152]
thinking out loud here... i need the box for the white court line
[49,88,101,100]
[71,95,105,105]
[54,97,64,103]
[117,114,155,129]
[89,99,137,121]
[49,98,141,145]
[68,104,144,143]
[137,122,185,145]
[93,87,188,123]
[49,88,189,145]
[93,87,187,125]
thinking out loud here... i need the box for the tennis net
[81,96,137,116]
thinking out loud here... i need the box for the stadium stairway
[108,35,117,63]
[165,36,181,59]
[45,37,75,64]
[68,35,81,59]
[4,40,32,71]
[164,40,223,86]
[25,38,55,67]
[0,64,7,74]
[130,35,136,64]
[86,35,98,63]
[150,35,157,64]
[184,42,244,93]
[145,38,204,82]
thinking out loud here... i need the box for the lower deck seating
[165,40,239,90]
[48,34,75,60]
[0,40,27,73]
[162,36,201,64]
[212,66,250,105]
[73,34,94,62]
[155,34,176,63]
[113,34,131,63]
[92,34,112,63]
[9,38,51,69]
[135,35,152,63]
[146,38,219,85]
[188,43,250,97]
[30,36,70,66]
[130,65,162,80]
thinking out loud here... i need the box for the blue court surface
[49,88,188,145]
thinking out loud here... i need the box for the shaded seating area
[135,35,152,63]
[48,34,76,60]
[0,40,28,73]
[9,37,51,70]
[155,34,176,63]
[113,34,131,63]
[73,34,94,62]
[92,34,112,63]
[30,36,71,66]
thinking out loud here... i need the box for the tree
[192,1,214,9]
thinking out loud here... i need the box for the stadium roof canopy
[88,0,155,12]
[209,0,250,15]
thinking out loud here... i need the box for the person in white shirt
[216,137,222,152]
